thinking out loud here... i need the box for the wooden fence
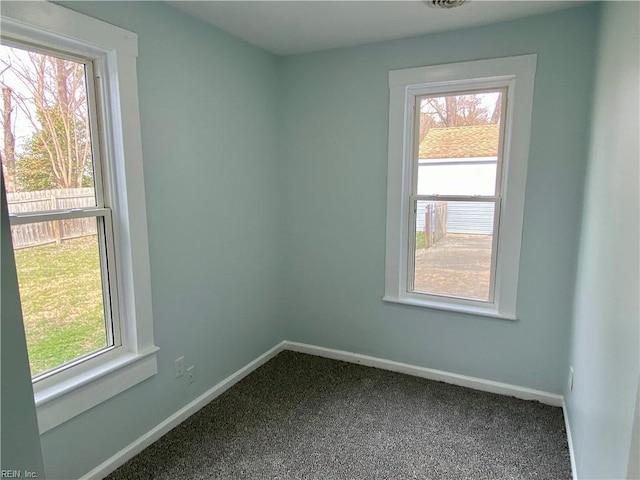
[7,188,97,249]
[423,201,447,248]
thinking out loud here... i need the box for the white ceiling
[168,1,589,56]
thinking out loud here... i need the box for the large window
[384,56,537,319]
[1,2,157,433]
[1,43,119,379]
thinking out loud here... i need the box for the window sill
[383,295,517,321]
[34,346,159,433]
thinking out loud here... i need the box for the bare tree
[0,48,92,190]
[420,93,502,129]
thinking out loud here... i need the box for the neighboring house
[417,124,499,236]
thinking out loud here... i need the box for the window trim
[383,55,537,320]
[1,2,158,433]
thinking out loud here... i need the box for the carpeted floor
[106,351,571,479]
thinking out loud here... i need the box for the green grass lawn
[14,236,108,377]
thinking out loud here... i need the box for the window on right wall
[384,55,537,320]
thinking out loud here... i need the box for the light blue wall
[566,2,640,478]
[29,2,283,478]
[1,178,45,478]
[279,5,598,394]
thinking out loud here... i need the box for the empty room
[1,1,638,479]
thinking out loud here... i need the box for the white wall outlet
[187,365,195,384]
[175,357,185,378]
[568,366,574,392]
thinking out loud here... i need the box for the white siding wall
[416,157,496,235]
[417,157,497,196]
[416,201,494,235]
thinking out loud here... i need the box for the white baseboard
[82,339,565,479]
[80,341,286,480]
[283,341,563,407]
[562,398,578,480]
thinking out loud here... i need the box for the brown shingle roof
[419,124,500,159]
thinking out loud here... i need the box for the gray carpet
[105,351,571,479]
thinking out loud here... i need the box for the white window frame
[384,55,537,320]
[1,2,158,433]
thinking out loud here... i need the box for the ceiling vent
[425,0,470,9]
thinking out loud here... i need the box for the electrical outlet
[568,366,574,392]
[175,356,185,378]
[187,365,195,384]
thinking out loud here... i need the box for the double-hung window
[384,55,537,319]
[1,2,157,433]
[1,42,119,378]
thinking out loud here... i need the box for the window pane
[0,44,97,208]
[417,91,502,196]
[413,200,496,301]
[11,219,111,377]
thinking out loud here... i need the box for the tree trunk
[445,96,457,127]
[2,86,16,192]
